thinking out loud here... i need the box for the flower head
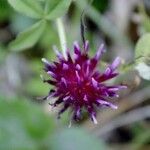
[41,41,126,124]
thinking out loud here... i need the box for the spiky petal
[41,41,126,124]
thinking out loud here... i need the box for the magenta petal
[63,63,69,70]
[110,57,121,71]
[92,78,98,88]
[94,44,105,60]
[76,64,81,70]
[83,40,89,52]
[74,41,81,55]
[91,113,98,124]
[41,40,126,124]
[97,99,118,109]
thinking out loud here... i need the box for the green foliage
[10,13,35,33]
[9,20,46,51]
[135,62,150,80]
[0,44,7,63]
[139,4,150,32]
[1,1,149,149]
[0,97,55,150]
[50,128,108,150]
[136,34,150,62]
[131,130,150,150]
[92,0,109,13]
[7,0,72,51]
[7,0,43,19]
[40,22,58,51]
[45,0,72,20]
[25,77,50,96]
[135,33,150,80]
[0,97,108,150]
[0,0,11,21]
[142,13,150,32]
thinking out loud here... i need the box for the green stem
[56,18,67,59]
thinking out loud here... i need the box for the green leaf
[135,62,150,80]
[135,33,150,80]
[11,13,35,33]
[50,128,108,150]
[25,77,50,95]
[7,0,43,19]
[9,20,46,51]
[0,97,55,150]
[143,14,150,32]
[45,0,72,20]
[0,44,7,63]
[0,0,11,21]
[131,130,150,150]
[135,33,150,64]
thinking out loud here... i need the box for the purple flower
[41,41,126,124]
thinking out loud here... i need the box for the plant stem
[56,18,67,59]
[76,0,133,48]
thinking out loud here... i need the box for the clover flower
[41,41,126,124]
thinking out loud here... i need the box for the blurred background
[0,0,150,149]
